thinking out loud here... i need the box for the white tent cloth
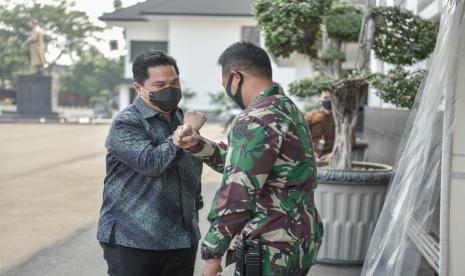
[361,0,465,275]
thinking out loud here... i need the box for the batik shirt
[191,85,323,275]
[97,96,203,250]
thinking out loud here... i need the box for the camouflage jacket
[191,85,323,274]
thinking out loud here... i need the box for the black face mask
[225,72,246,110]
[142,86,182,113]
[322,100,332,110]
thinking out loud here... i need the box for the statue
[13,19,57,119]
[24,19,46,74]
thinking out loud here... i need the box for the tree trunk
[311,17,334,78]
[357,5,376,71]
[322,18,330,52]
[331,111,353,169]
[330,80,366,170]
[0,76,5,91]
[334,40,343,79]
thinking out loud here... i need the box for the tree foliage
[0,0,103,82]
[0,32,29,86]
[113,0,123,10]
[326,4,363,42]
[59,47,123,102]
[370,66,425,109]
[288,76,334,98]
[372,6,438,65]
[253,0,331,58]
[320,47,346,62]
[254,0,438,169]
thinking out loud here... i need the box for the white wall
[293,54,314,80]
[168,16,296,111]
[448,22,465,276]
[109,20,170,110]
[114,20,170,79]
[168,16,253,110]
[113,16,298,111]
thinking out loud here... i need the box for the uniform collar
[250,83,283,107]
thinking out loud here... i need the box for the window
[130,41,168,62]
[241,26,260,46]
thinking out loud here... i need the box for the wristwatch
[200,244,222,260]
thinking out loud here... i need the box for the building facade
[100,0,296,111]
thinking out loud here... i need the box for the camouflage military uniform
[191,84,323,275]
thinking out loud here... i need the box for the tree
[59,47,123,105]
[0,0,103,83]
[369,6,437,109]
[254,0,437,170]
[0,32,29,90]
[113,0,123,10]
[371,66,425,109]
[254,0,366,170]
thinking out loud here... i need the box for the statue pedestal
[16,74,58,119]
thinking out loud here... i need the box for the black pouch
[245,242,262,276]
[232,235,262,276]
[234,236,246,275]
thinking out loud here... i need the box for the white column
[118,85,131,111]
[448,23,465,276]
[406,0,417,13]
[294,54,314,80]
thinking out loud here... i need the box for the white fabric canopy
[361,1,465,275]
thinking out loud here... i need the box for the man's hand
[320,153,332,162]
[173,124,200,150]
[184,110,207,131]
[202,259,222,276]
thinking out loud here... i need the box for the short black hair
[132,51,179,85]
[218,42,272,79]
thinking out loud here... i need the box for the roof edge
[99,15,148,22]
[139,12,253,17]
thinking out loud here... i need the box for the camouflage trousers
[266,264,310,276]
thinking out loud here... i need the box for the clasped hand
[173,110,206,150]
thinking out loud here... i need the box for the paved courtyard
[0,122,361,276]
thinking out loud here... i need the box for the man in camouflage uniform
[174,42,323,276]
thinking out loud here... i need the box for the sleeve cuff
[186,136,206,154]
[200,244,223,260]
[201,230,233,259]
[187,136,218,158]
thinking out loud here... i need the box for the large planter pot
[315,161,393,265]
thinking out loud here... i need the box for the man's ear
[230,71,242,81]
[133,82,142,94]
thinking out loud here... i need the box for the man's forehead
[147,64,176,73]
[146,65,178,82]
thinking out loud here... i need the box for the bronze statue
[24,19,46,74]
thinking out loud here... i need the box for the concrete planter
[315,161,393,265]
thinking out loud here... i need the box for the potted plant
[253,0,437,264]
